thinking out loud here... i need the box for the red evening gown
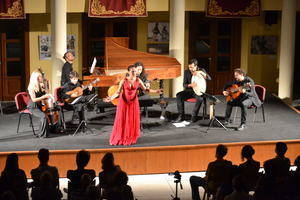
[109,79,141,145]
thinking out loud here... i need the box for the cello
[38,68,60,127]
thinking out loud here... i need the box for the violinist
[60,71,95,124]
[27,70,53,138]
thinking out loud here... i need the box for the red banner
[0,0,25,19]
[206,0,260,17]
[89,0,147,18]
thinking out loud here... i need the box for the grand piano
[83,37,181,94]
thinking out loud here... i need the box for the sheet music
[90,57,97,74]
[70,96,83,105]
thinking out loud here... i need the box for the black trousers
[224,98,253,124]
[176,90,203,117]
[65,94,96,122]
[190,176,206,200]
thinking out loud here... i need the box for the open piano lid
[84,37,181,87]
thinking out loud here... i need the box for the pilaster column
[169,0,185,97]
[51,0,67,91]
[278,0,296,99]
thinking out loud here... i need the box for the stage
[0,94,300,176]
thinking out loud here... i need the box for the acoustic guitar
[225,83,251,102]
[65,78,100,103]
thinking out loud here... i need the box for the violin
[38,68,60,126]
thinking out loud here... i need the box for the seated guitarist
[174,58,211,123]
[223,68,261,131]
[60,71,94,124]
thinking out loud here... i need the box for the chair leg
[17,114,22,133]
[145,107,149,119]
[29,114,36,136]
[202,99,207,120]
[233,107,238,123]
[262,104,266,123]
[253,107,257,124]
[0,101,3,116]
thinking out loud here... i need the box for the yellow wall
[24,0,300,13]
[241,15,281,93]
[29,13,83,82]
[137,12,171,96]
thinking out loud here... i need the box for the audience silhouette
[238,145,260,191]
[190,144,233,200]
[98,152,121,199]
[67,150,96,199]
[0,153,28,200]
[1,142,299,200]
[31,171,62,200]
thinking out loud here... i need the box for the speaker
[265,11,278,26]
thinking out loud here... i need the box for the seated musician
[134,62,151,100]
[223,68,261,131]
[27,70,52,138]
[174,58,211,123]
[60,71,95,124]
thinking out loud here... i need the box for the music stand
[202,93,228,133]
[72,94,98,136]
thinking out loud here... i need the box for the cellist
[27,70,53,138]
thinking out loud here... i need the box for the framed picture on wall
[67,34,76,56]
[147,43,169,55]
[39,35,51,60]
[251,35,278,55]
[148,22,169,42]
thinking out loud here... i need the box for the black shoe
[237,124,246,131]
[190,116,198,123]
[173,115,184,123]
[223,120,230,126]
[70,119,80,125]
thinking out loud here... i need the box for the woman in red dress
[104,65,161,146]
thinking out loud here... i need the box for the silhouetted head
[294,155,300,168]
[241,145,255,161]
[1,191,16,200]
[216,144,228,159]
[4,153,19,172]
[275,142,288,157]
[38,148,49,164]
[101,152,115,171]
[114,170,128,186]
[76,150,91,169]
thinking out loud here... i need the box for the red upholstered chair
[15,92,36,135]
[185,97,207,119]
[233,85,266,123]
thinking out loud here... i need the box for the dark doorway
[0,19,27,101]
[189,12,241,94]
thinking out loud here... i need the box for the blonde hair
[28,70,42,93]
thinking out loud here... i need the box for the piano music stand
[203,94,228,133]
[72,94,98,136]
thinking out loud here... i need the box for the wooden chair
[233,85,266,123]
